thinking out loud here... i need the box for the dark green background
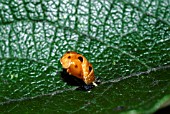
[0,0,170,113]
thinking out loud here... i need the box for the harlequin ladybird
[60,51,97,87]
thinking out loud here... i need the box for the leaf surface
[0,0,170,113]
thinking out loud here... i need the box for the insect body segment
[60,51,96,85]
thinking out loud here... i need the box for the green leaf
[0,0,170,113]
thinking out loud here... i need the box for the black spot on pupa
[66,51,70,53]
[78,56,83,62]
[68,56,71,59]
[75,65,78,68]
[89,66,92,72]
